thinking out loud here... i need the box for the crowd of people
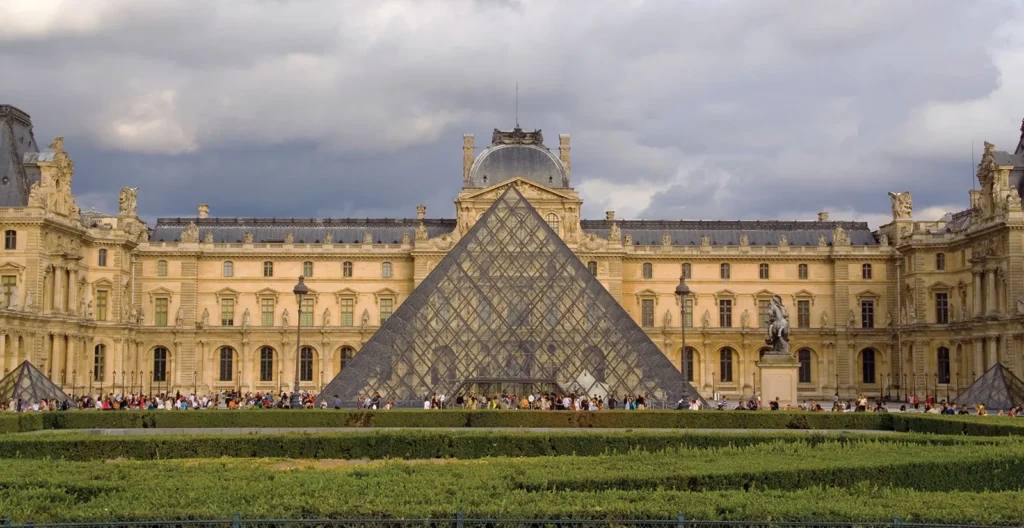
[2,390,320,412]
[348,392,658,410]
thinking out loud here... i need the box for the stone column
[0,332,7,374]
[986,268,998,315]
[68,268,78,314]
[52,266,62,314]
[973,272,983,318]
[973,339,985,381]
[986,337,999,370]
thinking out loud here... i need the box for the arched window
[862,263,872,280]
[98,249,107,267]
[339,346,355,372]
[157,260,168,277]
[342,261,353,278]
[263,261,273,277]
[300,346,314,382]
[303,261,313,277]
[642,262,653,279]
[798,348,812,383]
[682,262,691,280]
[259,346,274,382]
[861,349,876,384]
[3,229,15,250]
[545,213,560,233]
[759,263,770,280]
[223,261,233,277]
[381,262,392,278]
[798,263,808,280]
[587,261,598,275]
[683,347,695,382]
[153,347,168,382]
[720,263,730,279]
[936,253,945,271]
[937,346,951,384]
[719,348,734,382]
[93,344,106,381]
[219,347,234,381]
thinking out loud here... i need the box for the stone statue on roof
[118,187,138,217]
[323,232,332,245]
[284,232,294,244]
[244,232,254,244]
[889,192,913,220]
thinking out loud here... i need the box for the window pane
[545,213,559,232]
[798,264,808,280]
[98,249,107,267]
[641,299,654,327]
[261,298,275,326]
[382,262,392,278]
[219,348,233,381]
[720,349,733,382]
[1,275,15,308]
[301,297,314,326]
[798,349,811,383]
[682,263,691,280]
[860,300,874,328]
[862,264,872,279]
[720,264,730,279]
[684,298,693,328]
[303,261,313,277]
[153,348,167,382]
[587,261,597,275]
[936,253,945,271]
[96,291,108,321]
[260,348,274,382]
[683,348,694,382]
[221,298,234,326]
[797,300,810,328]
[343,262,352,278]
[3,230,15,250]
[938,347,951,384]
[759,263,769,280]
[380,298,393,323]
[936,293,948,324]
[719,300,732,327]
[94,345,105,381]
[862,349,875,384]
[263,262,273,277]
[223,261,233,277]
[642,263,652,279]
[157,260,167,277]
[758,300,770,328]
[155,298,168,327]
[340,298,354,326]
[300,347,314,381]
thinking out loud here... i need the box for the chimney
[417,205,426,220]
[559,134,571,184]
[463,134,474,186]
[605,211,615,221]
[817,211,829,221]
[198,204,209,219]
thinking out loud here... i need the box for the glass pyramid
[318,185,701,407]
[953,362,1024,411]
[0,360,73,406]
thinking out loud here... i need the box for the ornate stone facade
[2,109,1024,403]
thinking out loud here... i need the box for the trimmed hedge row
[3,409,1024,435]
[0,430,1001,461]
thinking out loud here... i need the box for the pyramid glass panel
[0,360,73,406]
[318,186,702,407]
[953,362,1024,412]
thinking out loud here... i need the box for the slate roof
[953,362,1024,412]
[468,144,568,189]
[937,209,973,234]
[150,218,457,244]
[581,219,879,246]
[0,360,72,405]
[0,105,40,207]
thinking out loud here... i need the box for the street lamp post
[291,276,309,410]
[674,276,691,403]
[131,371,136,395]
[933,373,938,402]
[72,369,77,399]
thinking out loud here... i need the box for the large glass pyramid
[953,362,1024,411]
[318,185,701,407]
[0,360,72,406]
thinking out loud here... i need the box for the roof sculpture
[317,186,703,407]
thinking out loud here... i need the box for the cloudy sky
[2,0,1022,228]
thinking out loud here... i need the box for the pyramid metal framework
[318,185,701,407]
[0,360,72,405]
[953,362,1024,411]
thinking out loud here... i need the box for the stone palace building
[2,102,1023,403]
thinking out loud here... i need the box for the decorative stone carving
[820,310,829,328]
[879,234,889,246]
[323,308,331,327]
[415,223,428,241]
[361,309,370,328]
[739,234,749,246]
[7,285,18,310]
[322,232,332,244]
[284,232,294,244]
[1008,192,1022,211]
[242,308,251,328]
[27,137,80,218]
[701,235,710,247]
[491,127,543,146]
[818,234,827,247]
[847,310,855,328]
[624,234,633,246]
[281,309,289,327]
[430,233,456,250]
[908,301,917,325]
[778,234,788,247]
[362,232,373,245]
[832,226,849,246]
[740,309,750,329]
[401,233,410,245]
[701,310,710,328]
[662,233,672,246]
[180,222,199,243]
[23,290,32,312]
[244,232,254,244]
[608,222,621,244]
[200,308,210,328]
[175,306,185,327]
[1017,297,1024,315]
[204,233,214,244]
[764,295,791,356]
[662,310,672,328]
[86,299,92,318]
[580,233,605,251]
[564,208,579,243]
[888,191,913,219]
[118,187,138,217]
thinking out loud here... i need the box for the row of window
[210,261,391,279]
[643,262,877,280]
[150,297,393,327]
[640,298,879,328]
[91,345,358,384]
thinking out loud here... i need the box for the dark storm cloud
[1,0,1021,227]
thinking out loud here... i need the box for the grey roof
[0,105,39,207]
[992,151,1024,166]
[150,217,457,243]
[581,219,879,246]
[939,209,973,234]
[467,128,568,188]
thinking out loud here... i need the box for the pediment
[147,287,174,302]
[752,289,776,299]
[334,288,359,299]
[374,287,398,301]
[792,289,814,298]
[854,288,882,299]
[927,281,954,291]
[254,287,280,299]
[92,278,113,288]
[634,288,659,302]
[214,287,241,300]
[0,261,25,275]
[459,177,577,202]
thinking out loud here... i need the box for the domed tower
[463,127,570,189]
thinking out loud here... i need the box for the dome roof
[467,128,568,188]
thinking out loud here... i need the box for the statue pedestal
[757,354,800,409]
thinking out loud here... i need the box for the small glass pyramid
[0,360,73,406]
[953,362,1024,411]
[318,186,702,407]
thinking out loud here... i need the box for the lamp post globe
[291,276,309,409]
[674,276,691,403]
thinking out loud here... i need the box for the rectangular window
[260,350,274,382]
[381,262,392,278]
[300,297,314,326]
[223,261,233,277]
[759,263,769,280]
[682,263,691,280]
[3,230,15,250]
[157,260,168,277]
[797,300,810,328]
[380,298,393,324]
[938,348,951,384]
[261,298,274,326]
[221,298,235,326]
[96,290,108,321]
[936,292,949,324]
[642,263,653,280]
[155,298,168,327]
[1,275,15,308]
[719,299,732,327]
[758,299,770,328]
[343,261,353,278]
[641,299,654,327]
[303,261,313,277]
[263,261,273,277]
[936,253,945,271]
[684,298,693,328]
[340,298,354,326]
[98,249,107,267]
[860,300,874,328]
[798,350,812,383]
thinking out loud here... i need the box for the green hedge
[4,409,1024,435]
[0,430,1001,461]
